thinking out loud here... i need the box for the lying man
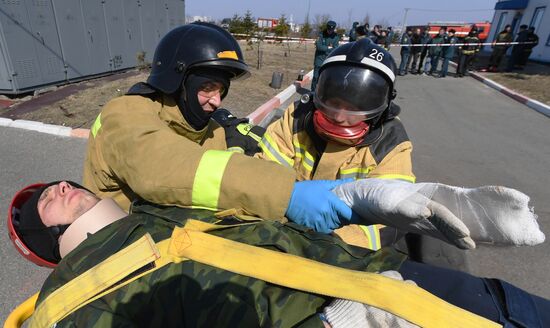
[8,180,549,327]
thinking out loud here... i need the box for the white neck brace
[59,198,127,258]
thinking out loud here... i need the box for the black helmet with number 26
[313,38,397,146]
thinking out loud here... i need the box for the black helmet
[315,38,397,122]
[327,20,337,29]
[147,22,250,95]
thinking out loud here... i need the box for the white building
[186,15,213,23]
[488,0,549,62]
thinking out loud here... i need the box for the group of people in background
[348,21,394,51]
[312,21,395,90]
[398,26,481,78]
[498,24,539,72]
[314,20,540,89]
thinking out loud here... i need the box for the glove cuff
[323,299,367,328]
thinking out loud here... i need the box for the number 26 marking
[369,49,384,61]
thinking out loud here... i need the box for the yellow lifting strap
[31,220,501,328]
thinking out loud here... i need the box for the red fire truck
[409,21,491,41]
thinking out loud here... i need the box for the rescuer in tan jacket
[257,39,415,249]
[82,22,355,234]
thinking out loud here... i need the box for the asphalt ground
[1,56,550,322]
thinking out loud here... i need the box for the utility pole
[401,8,410,33]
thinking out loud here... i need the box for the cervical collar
[58,199,127,258]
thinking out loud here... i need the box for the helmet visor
[315,65,390,120]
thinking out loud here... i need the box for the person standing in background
[407,28,422,74]
[456,29,481,77]
[438,29,457,78]
[505,24,528,72]
[348,21,359,42]
[386,26,394,49]
[398,28,413,76]
[518,26,539,69]
[417,28,431,74]
[487,24,512,72]
[312,20,340,91]
[428,27,446,76]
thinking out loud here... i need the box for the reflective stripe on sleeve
[359,224,382,251]
[259,134,294,167]
[192,150,234,210]
[292,141,315,173]
[90,113,102,138]
[338,166,376,180]
[375,174,416,183]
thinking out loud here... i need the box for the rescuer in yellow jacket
[82,22,355,233]
[257,39,415,249]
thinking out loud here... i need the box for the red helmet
[7,183,57,268]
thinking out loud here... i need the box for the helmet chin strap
[313,110,370,146]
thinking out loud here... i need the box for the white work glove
[333,179,545,250]
[324,271,419,328]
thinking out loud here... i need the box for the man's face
[415,28,421,35]
[322,98,368,126]
[439,29,446,36]
[37,181,100,227]
[197,81,225,113]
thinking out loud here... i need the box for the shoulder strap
[31,220,500,328]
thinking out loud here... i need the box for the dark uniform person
[398,28,413,75]
[312,20,340,91]
[456,29,481,77]
[518,26,539,68]
[407,28,423,74]
[348,21,359,42]
[506,25,528,72]
[439,29,458,78]
[417,28,431,74]
[428,27,446,76]
[487,24,513,72]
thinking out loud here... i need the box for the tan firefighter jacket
[257,101,415,182]
[256,100,415,249]
[82,91,295,220]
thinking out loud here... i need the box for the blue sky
[186,0,497,28]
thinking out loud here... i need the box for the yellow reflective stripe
[259,134,294,167]
[236,123,252,135]
[248,131,262,143]
[375,174,416,183]
[192,150,233,210]
[292,141,315,172]
[90,113,102,138]
[339,166,375,180]
[227,146,245,153]
[359,225,382,251]
[235,123,262,143]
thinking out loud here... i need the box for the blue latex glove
[285,179,354,233]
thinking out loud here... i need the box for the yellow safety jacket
[257,101,415,182]
[82,91,296,220]
[257,101,415,249]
